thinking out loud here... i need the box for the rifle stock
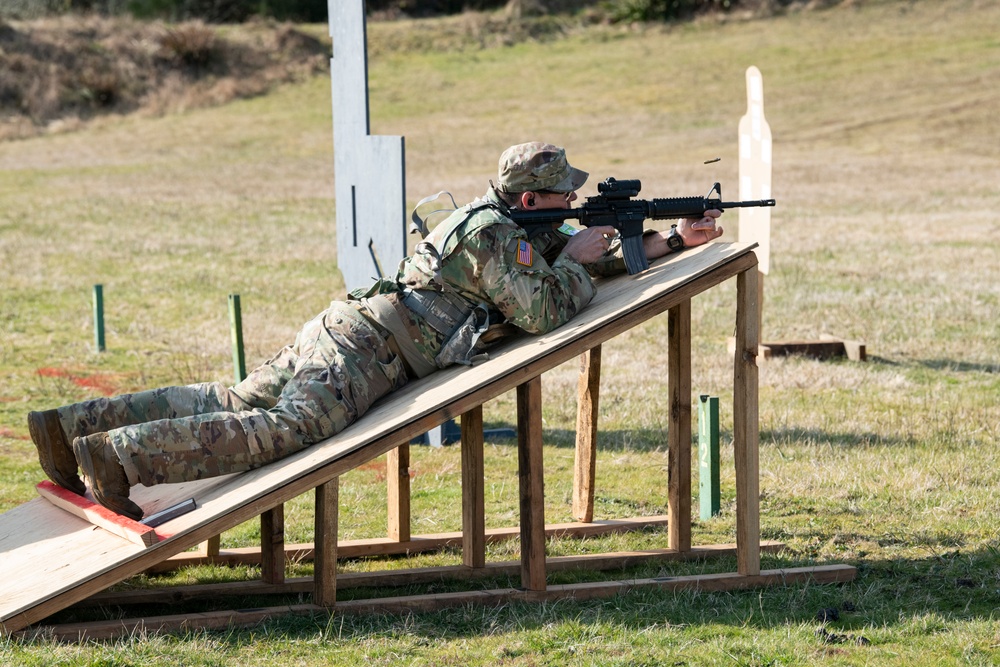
[509,178,776,274]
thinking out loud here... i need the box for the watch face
[667,232,684,250]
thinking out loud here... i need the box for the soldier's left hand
[677,209,724,247]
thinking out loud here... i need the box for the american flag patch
[516,240,533,266]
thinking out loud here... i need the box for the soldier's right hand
[562,226,617,264]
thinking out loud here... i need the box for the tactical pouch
[434,304,491,368]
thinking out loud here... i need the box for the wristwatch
[666,224,685,252]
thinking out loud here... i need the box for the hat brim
[545,166,589,193]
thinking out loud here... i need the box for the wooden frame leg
[668,300,692,553]
[387,444,411,542]
[461,405,486,569]
[517,376,546,592]
[573,345,601,523]
[314,477,339,607]
[734,265,761,575]
[260,505,285,585]
[201,534,221,558]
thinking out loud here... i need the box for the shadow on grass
[30,535,1000,646]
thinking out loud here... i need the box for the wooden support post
[314,478,339,607]
[260,505,285,585]
[573,345,601,523]
[202,534,221,557]
[667,300,692,553]
[461,405,486,569]
[698,395,721,520]
[757,271,765,343]
[734,265,761,576]
[517,376,546,592]
[387,444,411,542]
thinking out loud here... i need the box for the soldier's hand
[677,209,724,247]
[562,226,617,264]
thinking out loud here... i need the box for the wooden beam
[260,505,285,585]
[517,376,546,592]
[460,405,486,569]
[42,564,854,641]
[313,478,338,608]
[387,444,411,542]
[573,346,601,523]
[202,534,221,557]
[734,264,761,576]
[667,300,692,553]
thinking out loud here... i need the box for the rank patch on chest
[516,240,533,267]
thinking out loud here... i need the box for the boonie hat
[497,142,589,194]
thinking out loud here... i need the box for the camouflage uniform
[58,302,407,486]
[53,142,630,489]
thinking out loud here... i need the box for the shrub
[158,21,216,67]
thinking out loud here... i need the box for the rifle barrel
[719,199,776,209]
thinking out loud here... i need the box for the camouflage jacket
[353,189,632,373]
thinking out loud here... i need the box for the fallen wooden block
[728,335,866,361]
[36,481,161,548]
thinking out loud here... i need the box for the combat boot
[73,433,143,521]
[27,409,86,495]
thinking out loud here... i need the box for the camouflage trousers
[57,302,409,487]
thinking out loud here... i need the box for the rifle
[508,178,776,275]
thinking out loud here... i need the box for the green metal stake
[698,394,720,520]
[228,294,246,383]
[93,284,105,352]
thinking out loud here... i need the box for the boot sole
[27,411,86,495]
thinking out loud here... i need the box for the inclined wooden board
[0,242,757,633]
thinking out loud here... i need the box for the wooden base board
[26,564,856,641]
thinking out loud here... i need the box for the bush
[608,0,736,23]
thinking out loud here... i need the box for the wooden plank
[667,300,692,552]
[387,444,411,542]
[460,405,486,569]
[1,243,760,633]
[734,263,761,576]
[313,478,338,607]
[517,376,546,592]
[35,481,159,548]
[572,346,601,523]
[41,564,854,641]
[260,505,285,585]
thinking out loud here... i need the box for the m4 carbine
[509,178,776,275]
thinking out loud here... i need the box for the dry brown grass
[0,15,329,140]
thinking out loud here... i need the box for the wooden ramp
[0,242,855,636]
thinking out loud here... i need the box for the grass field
[1,0,999,664]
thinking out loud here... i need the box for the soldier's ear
[520,192,536,209]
